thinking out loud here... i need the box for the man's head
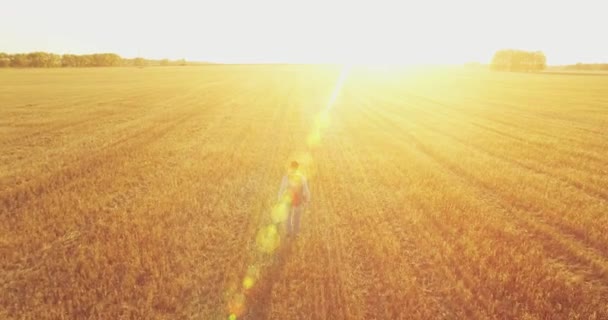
[290,161,299,170]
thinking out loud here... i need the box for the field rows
[1,66,607,319]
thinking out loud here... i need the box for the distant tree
[0,53,10,67]
[65,54,87,67]
[61,54,77,67]
[27,52,42,67]
[28,52,49,67]
[88,53,122,67]
[48,53,62,67]
[565,63,608,71]
[532,51,546,71]
[491,49,546,72]
[0,51,205,68]
[80,55,93,67]
[10,53,31,67]
[133,57,146,67]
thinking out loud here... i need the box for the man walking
[277,161,311,238]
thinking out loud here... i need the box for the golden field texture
[1,66,607,319]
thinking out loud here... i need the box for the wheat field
[1,66,607,319]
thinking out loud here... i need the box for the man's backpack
[287,173,304,206]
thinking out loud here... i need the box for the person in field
[277,161,311,238]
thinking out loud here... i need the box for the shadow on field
[244,238,296,319]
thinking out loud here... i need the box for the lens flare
[318,110,330,129]
[280,193,293,206]
[227,293,246,317]
[242,276,254,290]
[225,65,350,319]
[255,224,280,254]
[242,265,260,290]
[325,65,350,111]
[223,281,238,301]
[307,66,349,149]
[270,202,290,224]
[307,130,322,148]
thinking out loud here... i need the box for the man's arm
[278,175,287,201]
[303,177,311,203]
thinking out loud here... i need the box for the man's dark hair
[290,161,299,170]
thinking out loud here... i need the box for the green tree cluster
[0,52,195,68]
[491,50,546,72]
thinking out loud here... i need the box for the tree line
[0,52,193,68]
[491,49,546,72]
[564,63,608,71]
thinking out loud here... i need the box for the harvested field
[1,66,607,319]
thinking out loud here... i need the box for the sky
[1,0,607,65]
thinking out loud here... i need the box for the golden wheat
[1,66,607,319]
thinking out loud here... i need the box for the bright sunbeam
[226,65,350,319]
[326,66,350,111]
[308,65,350,149]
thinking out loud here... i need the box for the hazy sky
[2,0,607,64]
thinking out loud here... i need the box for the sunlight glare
[255,224,280,254]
